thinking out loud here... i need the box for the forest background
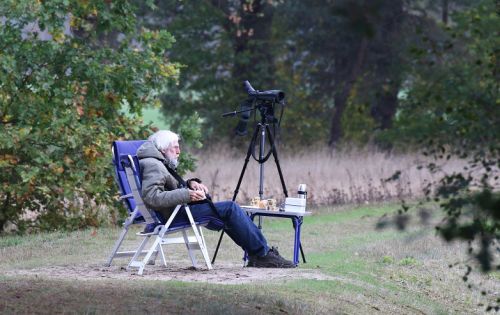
[0,0,498,272]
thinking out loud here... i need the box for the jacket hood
[136,141,165,161]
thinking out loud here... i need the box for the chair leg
[198,225,205,241]
[138,236,163,275]
[192,226,212,270]
[148,249,159,265]
[105,226,129,266]
[128,235,151,269]
[198,226,210,259]
[157,242,167,267]
[198,226,213,267]
[184,207,212,270]
[182,230,198,267]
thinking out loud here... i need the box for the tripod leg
[212,126,260,264]
[265,124,288,197]
[232,125,260,201]
[300,243,306,263]
[211,230,225,264]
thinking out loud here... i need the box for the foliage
[136,0,335,146]
[0,0,184,232]
[266,0,411,147]
[383,0,499,272]
[133,1,487,149]
[177,112,204,176]
[136,1,247,141]
[340,94,377,145]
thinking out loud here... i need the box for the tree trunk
[369,0,404,132]
[442,0,449,25]
[0,192,11,233]
[328,93,348,146]
[329,38,368,147]
[373,83,400,130]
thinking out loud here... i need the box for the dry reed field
[186,145,465,206]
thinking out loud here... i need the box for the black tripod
[211,106,306,264]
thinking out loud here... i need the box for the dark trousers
[169,201,269,257]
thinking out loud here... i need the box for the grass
[1,203,498,314]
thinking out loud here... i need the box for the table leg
[292,217,300,265]
[298,217,306,263]
[244,213,307,266]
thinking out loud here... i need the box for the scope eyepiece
[243,80,285,102]
[243,80,255,94]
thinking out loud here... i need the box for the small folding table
[241,206,312,265]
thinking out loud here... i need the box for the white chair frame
[121,155,213,275]
[105,144,149,267]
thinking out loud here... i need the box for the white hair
[148,130,179,151]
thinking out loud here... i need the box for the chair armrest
[120,193,133,200]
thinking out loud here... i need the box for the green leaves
[383,0,500,272]
[177,112,203,176]
[0,0,181,233]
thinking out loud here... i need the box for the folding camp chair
[108,141,223,274]
[105,140,147,267]
[120,154,217,275]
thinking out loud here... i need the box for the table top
[241,206,312,216]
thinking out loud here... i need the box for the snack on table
[266,199,278,211]
[249,197,278,210]
[250,197,261,207]
[258,199,268,209]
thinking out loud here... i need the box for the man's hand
[189,181,209,193]
[189,189,206,202]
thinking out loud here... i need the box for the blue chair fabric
[112,140,146,222]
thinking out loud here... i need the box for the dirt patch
[7,262,337,285]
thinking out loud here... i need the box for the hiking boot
[247,246,296,268]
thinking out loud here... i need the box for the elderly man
[136,130,295,268]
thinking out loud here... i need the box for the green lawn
[0,203,497,314]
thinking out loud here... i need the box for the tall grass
[186,145,465,206]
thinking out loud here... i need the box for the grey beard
[166,158,179,169]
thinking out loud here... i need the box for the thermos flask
[298,184,307,199]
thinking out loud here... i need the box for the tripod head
[222,80,286,136]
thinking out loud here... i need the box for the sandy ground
[6,262,338,285]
